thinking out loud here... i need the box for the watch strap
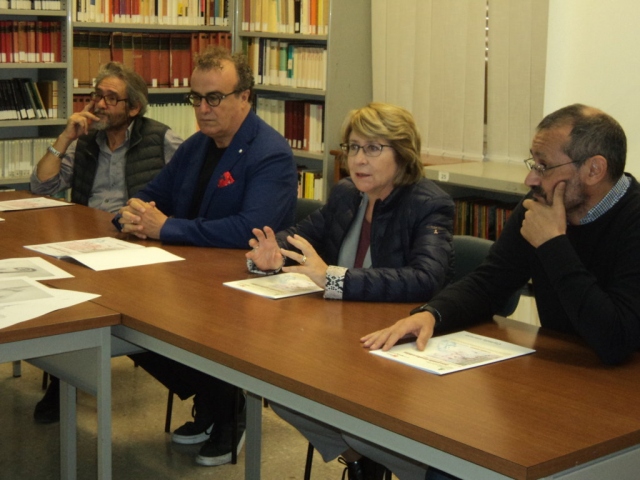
[47,145,64,158]
[409,303,442,324]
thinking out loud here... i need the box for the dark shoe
[172,394,215,444]
[195,402,246,466]
[34,377,60,424]
[339,456,387,480]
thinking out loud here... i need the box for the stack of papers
[0,257,98,330]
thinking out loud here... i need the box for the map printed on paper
[224,272,324,299]
[371,331,535,375]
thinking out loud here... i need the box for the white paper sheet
[371,331,535,375]
[69,246,184,271]
[224,272,324,299]
[0,197,73,211]
[0,257,73,280]
[0,277,100,330]
[25,237,143,258]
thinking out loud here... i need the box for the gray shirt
[30,122,183,214]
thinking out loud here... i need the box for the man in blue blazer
[115,49,297,247]
[114,46,297,467]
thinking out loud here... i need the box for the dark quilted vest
[71,117,169,206]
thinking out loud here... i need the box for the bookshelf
[234,0,373,201]
[0,2,236,184]
[0,5,72,185]
[0,0,375,197]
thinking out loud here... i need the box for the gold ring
[300,255,307,265]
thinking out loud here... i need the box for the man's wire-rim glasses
[524,157,579,175]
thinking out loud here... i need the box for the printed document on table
[0,257,73,279]
[371,331,535,375]
[0,277,100,330]
[224,272,324,299]
[24,237,184,271]
[0,197,73,211]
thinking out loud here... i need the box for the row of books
[73,30,231,88]
[0,21,62,64]
[243,38,326,89]
[453,198,516,240]
[0,137,56,179]
[297,167,323,201]
[241,0,330,35]
[73,0,229,26]
[0,0,61,9]
[0,79,59,122]
[255,96,324,153]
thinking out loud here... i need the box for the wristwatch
[409,303,442,324]
[47,145,65,158]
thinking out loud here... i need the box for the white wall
[545,0,640,176]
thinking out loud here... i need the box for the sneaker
[196,403,246,466]
[171,395,215,445]
[34,377,60,424]
[339,456,387,480]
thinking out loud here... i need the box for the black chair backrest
[452,235,523,317]
[295,198,323,224]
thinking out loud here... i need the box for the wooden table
[4,192,640,479]
[0,191,121,480]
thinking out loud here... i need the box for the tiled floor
[0,357,349,479]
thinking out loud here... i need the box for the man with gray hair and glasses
[29,61,182,425]
[31,61,182,213]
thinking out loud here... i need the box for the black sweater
[431,174,640,365]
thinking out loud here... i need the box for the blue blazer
[135,110,297,248]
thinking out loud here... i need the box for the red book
[17,21,27,63]
[131,33,144,81]
[50,21,61,63]
[35,21,43,63]
[122,33,134,70]
[170,33,191,87]
[198,31,210,54]
[111,32,124,63]
[142,33,153,85]
[157,34,170,87]
[0,21,11,63]
[26,21,36,63]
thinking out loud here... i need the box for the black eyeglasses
[524,158,579,176]
[340,143,393,157]
[185,90,240,108]
[90,92,129,107]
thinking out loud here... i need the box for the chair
[452,235,523,317]
[295,198,323,224]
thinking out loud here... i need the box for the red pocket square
[218,171,235,188]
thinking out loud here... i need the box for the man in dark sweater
[358,104,640,480]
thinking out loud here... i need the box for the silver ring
[300,255,307,265]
